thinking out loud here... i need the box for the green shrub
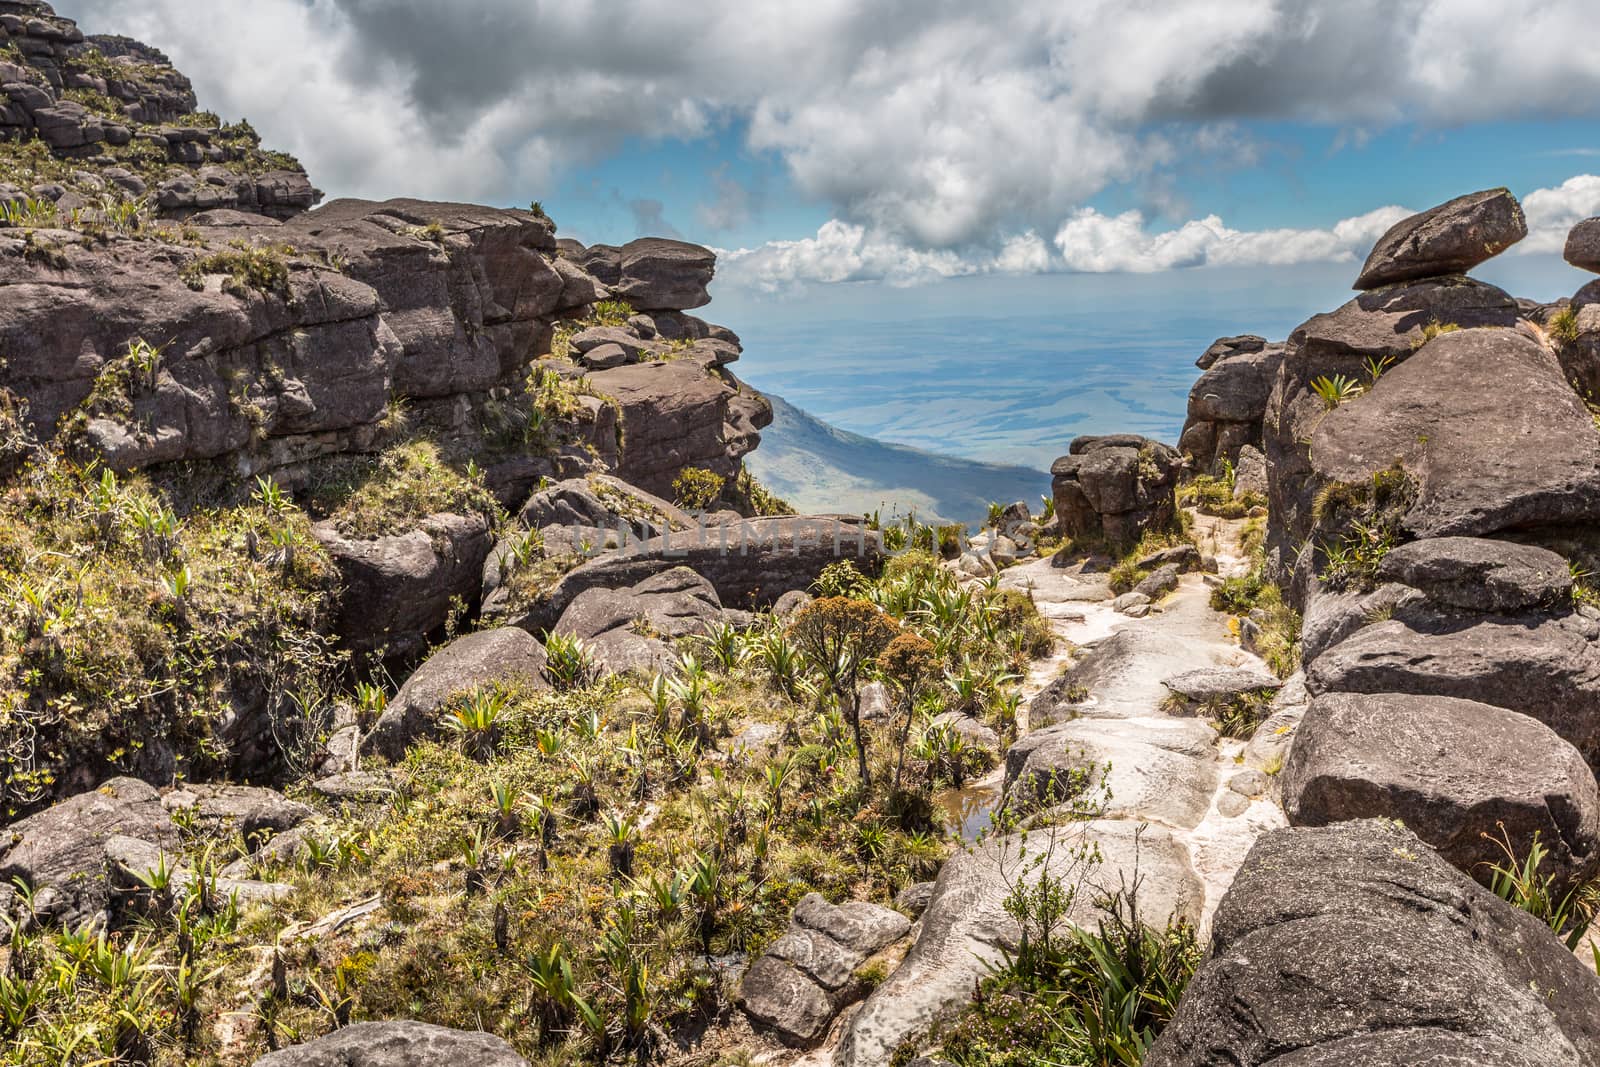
[179,244,292,296]
[307,439,500,538]
[671,467,725,510]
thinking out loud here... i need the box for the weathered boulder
[553,567,728,676]
[741,893,911,1046]
[1262,277,1522,582]
[1162,666,1284,703]
[315,512,494,654]
[1284,693,1600,889]
[1375,536,1572,613]
[253,1021,529,1066]
[1306,609,1600,770]
[1133,563,1182,599]
[0,778,180,929]
[1051,435,1181,546]
[1145,820,1600,1067]
[104,834,291,915]
[511,516,883,633]
[838,819,1204,1067]
[1233,444,1267,499]
[1568,217,1600,273]
[1354,188,1527,290]
[586,359,770,500]
[1309,327,1600,542]
[368,627,550,759]
[572,238,714,311]
[1179,342,1282,474]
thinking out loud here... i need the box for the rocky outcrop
[1353,188,1527,289]
[1262,274,1522,583]
[1309,326,1600,542]
[1051,434,1182,546]
[368,627,550,759]
[569,238,715,310]
[588,358,772,501]
[1146,820,1600,1067]
[1178,339,1283,475]
[1375,535,1572,613]
[739,893,911,1047]
[1569,217,1600,273]
[253,1021,529,1067]
[159,782,312,845]
[0,4,318,217]
[1283,693,1600,890]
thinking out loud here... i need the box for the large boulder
[315,512,495,654]
[553,567,729,677]
[159,783,312,845]
[1179,343,1283,474]
[0,778,180,929]
[1309,327,1600,542]
[1375,535,1572,613]
[838,819,1204,1067]
[253,1021,528,1066]
[1568,217,1600,273]
[1145,820,1600,1067]
[1051,435,1182,546]
[368,627,550,759]
[1283,693,1600,889]
[1261,278,1522,582]
[511,516,883,634]
[1195,334,1267,370]
[1353,188,1527,289]
[1306,609,1600,769]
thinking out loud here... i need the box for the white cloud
[1520,175,1600,254]
[718,177,1598,289]
[53,0,1600,251]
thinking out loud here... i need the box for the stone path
[831,515,1293,1065]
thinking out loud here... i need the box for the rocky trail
[806,514,1296,1065]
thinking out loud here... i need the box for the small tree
[878,631,939,794]
[788,597,899,787]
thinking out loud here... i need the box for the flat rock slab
[1004,717,1219,829]
[1163,666,1284,702]
[838,819,1203,1067]
[253,1020,529,1066]
[1375,535,1571,613]
[1145,820,1600,1067]
[1355,188,1526,289]
[1306,610,1600,771]
[1284,692,1600,889]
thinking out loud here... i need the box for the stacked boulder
[1050,434,1182,546]
[1162,193,1600,1063]
[1561,216,1600,399]
[1177,334,1282,478]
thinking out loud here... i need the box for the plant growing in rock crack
[442,687,511,759]
[1310,373,1365,409]
[671,467,725,510]
[1483,825,1600,949]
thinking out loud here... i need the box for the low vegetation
[1311,465,1416,591]
[1178,458,1265,519]
[304,439,502,540]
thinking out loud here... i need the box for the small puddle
[935,781,1003,842]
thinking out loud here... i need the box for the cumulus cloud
[718,177,1599,290]
[53,0,1600,252]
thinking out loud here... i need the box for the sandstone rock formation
[1051,434,1182,546]
[1354,187,1527,289]
[1178,339,1282,475]
[253,1021,529,1066]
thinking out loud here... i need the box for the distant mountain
[746,394,1052,528]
